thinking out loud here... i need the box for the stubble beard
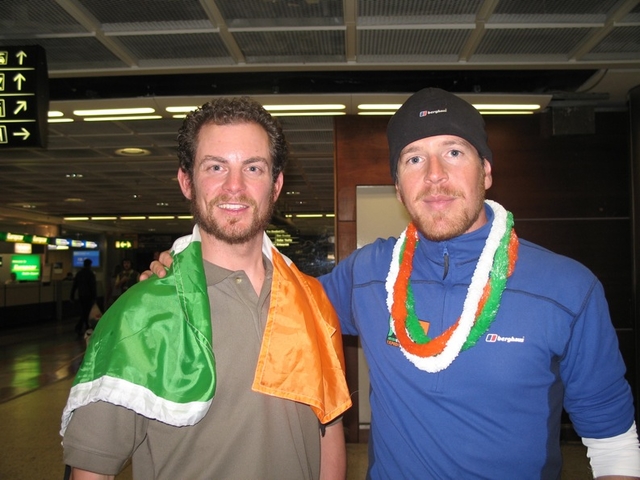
[191,186,276,245]
[401,170,487,242]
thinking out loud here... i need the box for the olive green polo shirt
[63,258,321,479]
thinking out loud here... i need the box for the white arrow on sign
[14,100,27,114]
[16,51,28,65]
[13,128,30,140]
[13,73,26,90]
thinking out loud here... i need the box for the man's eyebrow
[242,156,270,165]
[200,155,226,163]
[439,138,474,149]
[200,155,269,164]
[400,145,421,156]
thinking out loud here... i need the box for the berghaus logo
[419,108,447,117]
[485,333,525,343]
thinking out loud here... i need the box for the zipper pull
[443,247,449,280]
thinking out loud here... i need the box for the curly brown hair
[177,96,288,182]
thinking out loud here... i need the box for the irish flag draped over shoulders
[61,226,350,436]
[60,227,214,435]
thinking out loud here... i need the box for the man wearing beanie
[147,89,640,479]
[320,88,640,479]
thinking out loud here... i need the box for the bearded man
[60,97,351,480]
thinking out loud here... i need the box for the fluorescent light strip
[73,107,156,116]
[48,118,74,123]
[358,104,402,110]
[271,112,346,117]
[358,103,543,115]
[166,106,198,113]
[358,111,395,116]
[478,111,534,115]
[472,104,541,110]
[264,104,346,111]
[84,115,163,122]
[62,215,198,223]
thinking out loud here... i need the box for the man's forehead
[401,134,475,153]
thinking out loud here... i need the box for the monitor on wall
[10,254,41,281]
[72,250,100,268]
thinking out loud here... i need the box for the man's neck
[200,231,266,295]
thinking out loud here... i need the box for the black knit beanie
[387,88,493,179]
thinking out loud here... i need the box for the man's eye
[450,149,462,157]
[408,156,421,164]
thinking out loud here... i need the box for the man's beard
[191,187,276,245]
[400,170,486,242]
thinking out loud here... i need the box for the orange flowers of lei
[385,200,519,372]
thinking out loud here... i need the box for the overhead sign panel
[0,45,48,148]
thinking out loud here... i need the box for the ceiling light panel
[216,0,344,28]
[358,0,481,24]
[116,33,233,67]
[234,30,345,63]
[584,27,640,61]
[475,28,592,57]
[358,29,470,61]
[80,0,210,27]
[490,0,621,22]
[2,2,82,33]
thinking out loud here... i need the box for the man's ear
[483,159,493,191]
[395,183,404,205]
[177,168,193,200]
[272,171,284,201]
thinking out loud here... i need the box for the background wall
[334,111,633,442]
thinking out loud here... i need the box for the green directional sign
[0,45,48,148]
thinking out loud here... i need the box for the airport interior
[2,0,640,478]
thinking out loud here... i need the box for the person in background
[4,272,18,285]
[70,258,97,338]
[113,258,138,298]
[61,96,351,480]
[148,88,640,479]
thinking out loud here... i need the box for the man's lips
[422,194,457,208]
[217,202,249,212]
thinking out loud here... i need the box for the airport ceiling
[1,0,640,241]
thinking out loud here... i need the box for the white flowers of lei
[385,200,509,373]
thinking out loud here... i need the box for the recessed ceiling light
[116,147,151,156]
[156,202,169,206]
[64,198,85,203]
[66,173,83,178]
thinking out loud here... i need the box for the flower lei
[385,200,519,373]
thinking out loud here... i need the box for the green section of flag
[74,239,215,405]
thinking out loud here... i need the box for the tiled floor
[0,316,592,479]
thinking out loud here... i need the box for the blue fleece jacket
[321,204,634,480]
